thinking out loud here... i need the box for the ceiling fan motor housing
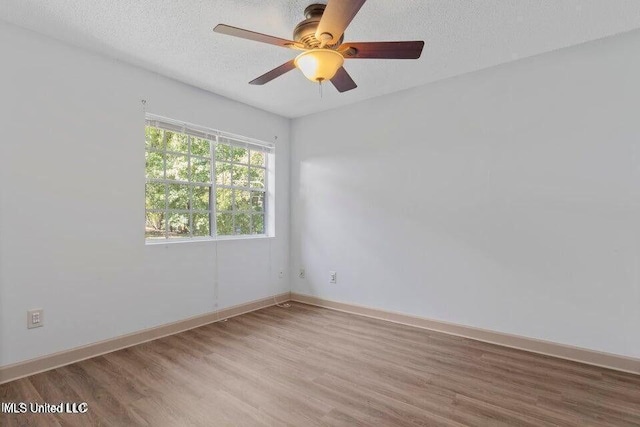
[294,4,344,49]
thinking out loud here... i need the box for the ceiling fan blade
[214,24,302,49]
[340,41,425,59]
[315,0,367,45]
[330,67,357,93]
[249,60,296,85]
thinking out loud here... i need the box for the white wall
[291,31,640,358]
[0,22,290,367]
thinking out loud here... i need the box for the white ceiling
[2,1,640,118]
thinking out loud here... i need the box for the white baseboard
[3,291,636,385]
[0,292,291,384]
[290,293,640,376]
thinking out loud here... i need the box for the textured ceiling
[2,1,640,118]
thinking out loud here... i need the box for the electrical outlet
[299,268,305,279]
[329,271,337,284]
[279,270,284,279]
[27,309,44,329]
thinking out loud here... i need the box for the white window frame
[145,114,274,243]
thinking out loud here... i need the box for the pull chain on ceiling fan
[213,0,424,93]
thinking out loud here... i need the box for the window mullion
[163,130,169,239]
[231,183,236,235]
[188,135,193,238]
[264,150,268,236]
[211,135,217,238]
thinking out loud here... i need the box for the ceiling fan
[213,0,424,93]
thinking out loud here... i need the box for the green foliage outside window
[145,126,267,240]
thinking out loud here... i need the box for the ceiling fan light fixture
[213,0,424,92]
[294,49,344,82]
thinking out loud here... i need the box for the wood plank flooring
[1,302,639,426]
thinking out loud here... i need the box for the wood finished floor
[1,302,639,427]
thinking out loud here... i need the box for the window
[145,115,273,241]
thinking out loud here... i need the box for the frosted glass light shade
[294,49,344,82]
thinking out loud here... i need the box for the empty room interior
[1,0,640,425]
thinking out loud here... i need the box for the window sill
[145,234,273,246]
